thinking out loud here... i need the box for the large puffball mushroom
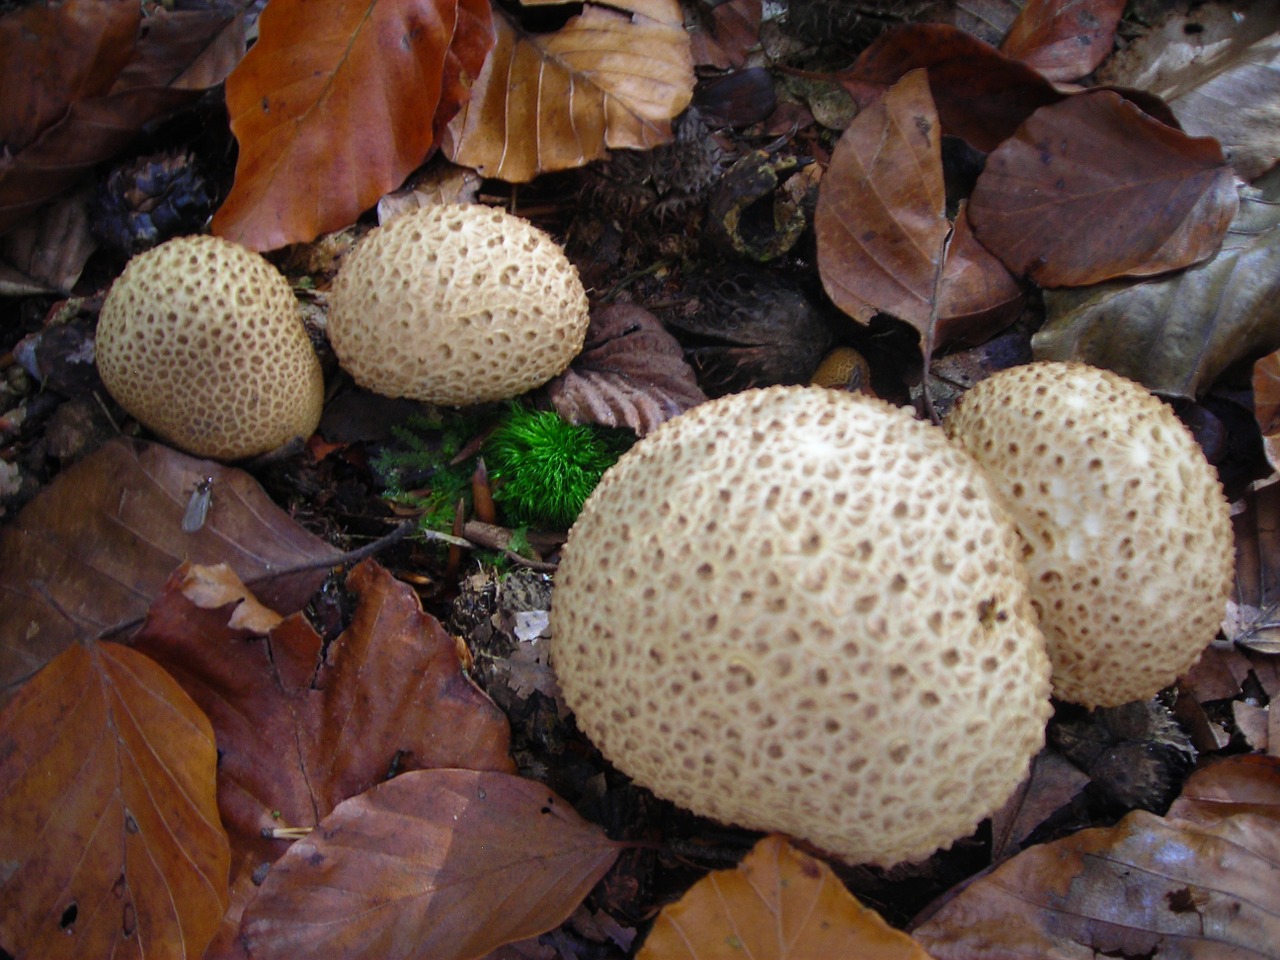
[327,204,590,406]
[945,361,1234,709]
[551,386,1053,867]
[96,235,324,460]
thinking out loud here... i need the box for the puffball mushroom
[96,235,324,460]
[551,386,1053,867]
[327,204,590,406]
[945,361,1234,709]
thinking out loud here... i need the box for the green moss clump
[485,407,632,530]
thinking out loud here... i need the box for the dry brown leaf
[544,303,707,437]
[837,23,1063,152]
[969,89,1238,286]
[999,0,1125,83]
[1097,0,1280,181]
[689,0,761,71]
[442,0,695,182]
[1254,350,1280,472]
[913,755,1280,959]
[131,559,514,955]
[990,748,1090,862]
[240,769,620,960]
[934,201,1024,348]
[639,835,934,960]
[0,2,244,233]
[816,69,948,329]
[0,641,228,960]
[0,439,339,698]
[212,0,493,251]
[1033,181,1280,398]
[929,0,1023,47]
[0,187,97,295]
[1224,476,1280,655]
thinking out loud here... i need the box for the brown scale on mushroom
[327,204,589,407]
[550,385,1053,867]
[945,361,1235,709]
[95,234,324,460]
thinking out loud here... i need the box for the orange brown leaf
[816,69,948,330]
[969,89,1238,286]
[1000,0,1126,82]
[240,770,620,960]
[639,835,934,960]
[0,642,229,960]
[212,0,494,251]
[442,0,695,182]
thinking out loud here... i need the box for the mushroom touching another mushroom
[551,386,1053,867]
[945,361,1234,709]
[327,204,590,406]
[96,235,324,460]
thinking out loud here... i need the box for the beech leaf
[1097,0,1280,181]
[543,303,708,437]
[131,559,514,953]
[1223,476,1280,655]
[912,755,1280,959]
[442,0,695,182]
[0,439,340,698]
[639,835,933,960]
[934,202,1024,348]
[969,89,1239,286]
[837,23,1063,152]
[999,0,1126,83]
[1256,352,1280,474]
[1033,182,1280,397]
[0,642,229,960]
[240,769,620,960]
[0,2,244,233]
[211,0,494,251]
[816,69,948,330]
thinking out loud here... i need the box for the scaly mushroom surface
[551,386,1052,866]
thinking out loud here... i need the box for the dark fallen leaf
[240,769,619,960]
[1256,351,1280,473]
[990,748,1090,862]
[1000,0,1126,83]
[0,641,228,960]
[689,0,761,70]
[0,438,340,697]
[969,89,1238,286]
[640,835,933,960]
[131,559,514,955]
[545,303,707,436]
[1097,0,1280,182]
[1224,476,1280,655]
[930,0,1022,47]
[913,755,1280,959]
[837,23,1063,152]
[1033,181,1280,397]
[0,3,244,233]
[816,69,948,329]
[934,202,1024,348]
[0,187,97,295]
[212,0,493,251]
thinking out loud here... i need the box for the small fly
[182,477,214,533]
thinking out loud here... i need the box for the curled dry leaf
[1097,0,1280,181]
[212,0,494,251]
[1033,182,1280,397]
[934,202,1023,348]
[0,641,229,960]
[0,438,339,699]
[837,23,1063,152]
[131,559,514,954]
[912,755,1280,959]
[639,835,934,960]
[999,0,1126,83]
[442,0,695,182]
[816,69,948,330]
[1224,476,1280,655]
[544,303,707,437]
[241,769,620,960]
[1256,350,1280,473]
[969,89,1238,287]
[0,0,244,232]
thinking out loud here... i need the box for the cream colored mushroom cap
[551,386,1052,867]
[945,361,1234,709]
[327,204,590,406]
[96,235,324,460]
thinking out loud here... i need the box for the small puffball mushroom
[96,235,324,460]
[327,204,590,406]
[945,361,1234,709]
[551,386,1053,867]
